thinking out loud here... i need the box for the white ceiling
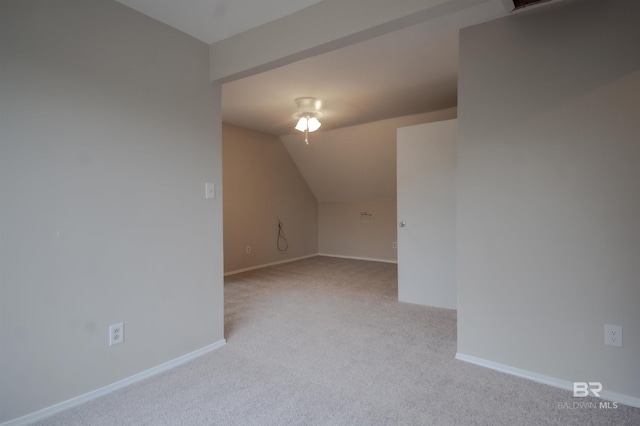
[116,0,324,44]
[117,0,511,136]
[220,0,510,136]
[222,21,460,136]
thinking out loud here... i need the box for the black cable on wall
[277,219,289,252]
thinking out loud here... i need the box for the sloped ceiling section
[116,0,324,44]
[280,108,457,202]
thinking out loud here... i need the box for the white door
[397,119,456,309]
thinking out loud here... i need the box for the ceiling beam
[209,0,509,83]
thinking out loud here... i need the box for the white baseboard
[3,340,226,426]
[455,352,640,409]
[224,254,397,276]
[224,254,318,276]
[317,253,397,264]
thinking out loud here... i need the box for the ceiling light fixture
[293,97,322,144]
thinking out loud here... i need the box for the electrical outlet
[245,245,251,254]
[604,325,622,347]
[392,242,397,249]
[109,323,124,346]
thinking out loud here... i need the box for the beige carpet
[36,256,639,425]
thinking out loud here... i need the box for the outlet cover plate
[604,324,622,347]
[110,323,124,346]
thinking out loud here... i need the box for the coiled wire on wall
[277,219,289,252]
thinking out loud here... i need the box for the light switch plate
[205,183,215,199]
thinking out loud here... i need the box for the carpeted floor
[36,256,640,425]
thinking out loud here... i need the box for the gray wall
[0,0,224,422]
[318,200,397,262]
[291,108,457,263]
[457,0,640,399]
[222,124,318,273]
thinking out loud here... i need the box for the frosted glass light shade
[295,117,308,132]
[307,117,321,132]
[295,116,321,132]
